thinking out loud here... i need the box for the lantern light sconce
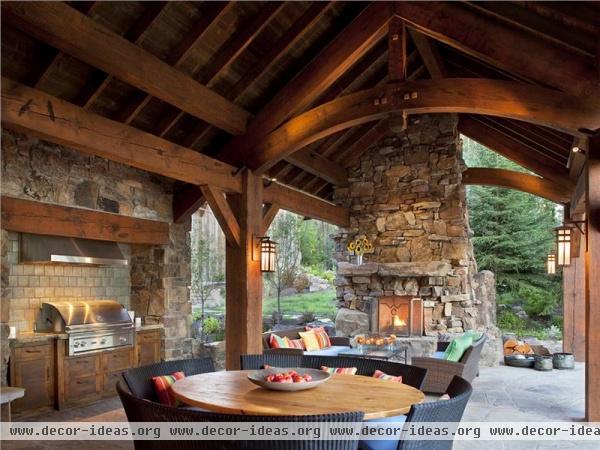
[555,225,572,267]
[546,252,556,275]
[257,236,277,273]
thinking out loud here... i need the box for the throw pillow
[269,333,289,349]
[286,337,306,350]
[372,369,402,383]
[321,366,357,375]
[439,394,451,400]
[305,326,332,349]
[464,330,482,341]
[152,371,185,406]
[299,330,321,351]
[443,334,473,362]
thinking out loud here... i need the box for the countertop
[10,323,163,344]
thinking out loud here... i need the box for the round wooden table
[171,370,425,420]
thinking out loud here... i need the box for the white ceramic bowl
[247,367,331,391]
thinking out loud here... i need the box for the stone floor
[2,363,594,450]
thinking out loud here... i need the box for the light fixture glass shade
[555,226,572,266]
[260,237,277,272]
[547,253,556,275]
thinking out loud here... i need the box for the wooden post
[585,134,600,421]
[388,16,406,83]
[225,171,264,369]
[563,227,586,361]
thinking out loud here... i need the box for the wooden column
[585,135,600,421]
[225,171,264,369]
[563,227,586,361]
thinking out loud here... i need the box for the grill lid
[36,300,132,332]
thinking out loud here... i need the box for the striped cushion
[269,333,289,349]
[152,371,185,406]
[299,330,321,351]
[372,369,402,383]
[439,394,451,400]
[286,337,306,350]
[305,326,331,349]
[321,366,357,375]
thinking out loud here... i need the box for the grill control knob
[100,339,107,345]
[119,337,127,343]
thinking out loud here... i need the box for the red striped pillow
[372,369,402,383]
[321,366,357,375]
[269,334,289,349]
[286,338,306,350]
[306,326,331,349]
[152,371,185,406]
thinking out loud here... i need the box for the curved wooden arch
[249,78,600,173]
[462,167,570,204]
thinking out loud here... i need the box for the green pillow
[464,330,482,341]
[443,335,473,362]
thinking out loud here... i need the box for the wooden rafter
[458,115,574,190]
[339,120,390,168]
[218,2,392,165]
[388,16,406,82]
[243,78,598,173]
[154,2,285,139]
[116,2,231,125]
[1,78,348,228]
[200,185,241,247]
[173,185,205,225]
[462,168,570,204]
[74,1,169,109]
[285,150,348,187]
[1,196,169,245]
[392,2,597,97]
[2,1,249,135]
[261,204,279,235]
[408,28,446,79]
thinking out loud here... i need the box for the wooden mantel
[1,196,170,245]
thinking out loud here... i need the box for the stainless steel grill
[36,300,134,356]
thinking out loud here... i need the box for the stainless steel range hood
[20,233,128,266]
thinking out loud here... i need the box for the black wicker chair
[122,357,215,401]
[117,381,364,450]
[240,355,427,390]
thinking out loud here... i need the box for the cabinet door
[136,331,161,367]
[11,345,54,413]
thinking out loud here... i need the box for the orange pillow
[372,369,402,383]
[152,371,185,406]
[299,330,321,351]
[321,366,357,375]
[286,337,306,350]
[305,326,331,349]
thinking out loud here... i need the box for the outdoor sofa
[262,326,351,356]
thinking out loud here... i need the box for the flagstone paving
[3,363,595,450]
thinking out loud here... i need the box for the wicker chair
[117,381,364,450]
[240,354,427,390]
[122,357,215,401]
[411,335,486,394]
[359,376,472,450]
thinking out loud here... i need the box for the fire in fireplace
[378,296,423,337]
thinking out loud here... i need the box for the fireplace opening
[378,296,423,337]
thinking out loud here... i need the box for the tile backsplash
[4,232,130,332]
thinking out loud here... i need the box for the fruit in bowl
[265,370,313,384]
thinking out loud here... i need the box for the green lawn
[263,289,337,318]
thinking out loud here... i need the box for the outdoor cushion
[152,371,185,406]
[299,330,321,351]
[432,351,446,359]
[443,334,473,362]
[359,415,407,450]
[287,338,306,350]
[303,345,348,356]
[321,366,357,375]
[372,369,402,383]
[269,334,289,349]
[305,326,332,349]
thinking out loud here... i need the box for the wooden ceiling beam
[218,2,392,166]
[244,78,598,173]
[568,137,587,180]
[116,2,231,125]
[200,185,241,247]
[458,115,574,191]
[2,78,348,227]
[183,2,332,149]
[1,196,169,245]
[388,16,406,82]
[462,167,570,204]
[392,2,598,97]
[408,28,446,79]
[173,185,205,225]
[155,2,284,139]
[261,204,279,235]
[74,1,169,109]
[2,2,249,135]
[286,150,348,186]
[338,120,390,168]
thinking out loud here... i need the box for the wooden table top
[171,370,425,420]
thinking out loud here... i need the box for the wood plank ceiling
[1,1,598,214]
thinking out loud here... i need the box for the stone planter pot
[533,355,553,371]
[552,352,574,370]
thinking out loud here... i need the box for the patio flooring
[2,363,592,450]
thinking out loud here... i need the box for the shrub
[203,316,221,335]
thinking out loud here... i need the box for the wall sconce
[555,225,572,267]
[259,237,277,273]
[546,252,556,275]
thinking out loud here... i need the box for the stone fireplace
[333,114,485,340]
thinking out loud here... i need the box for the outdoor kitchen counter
[11,331,68,343]
[135,324,164,332]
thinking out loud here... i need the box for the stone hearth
[333,114,494,343]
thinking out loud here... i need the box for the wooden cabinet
[9,342,55,415]
[136,329,161,366]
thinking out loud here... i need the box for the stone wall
[0,129,192,382]
[333,114,482,336]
